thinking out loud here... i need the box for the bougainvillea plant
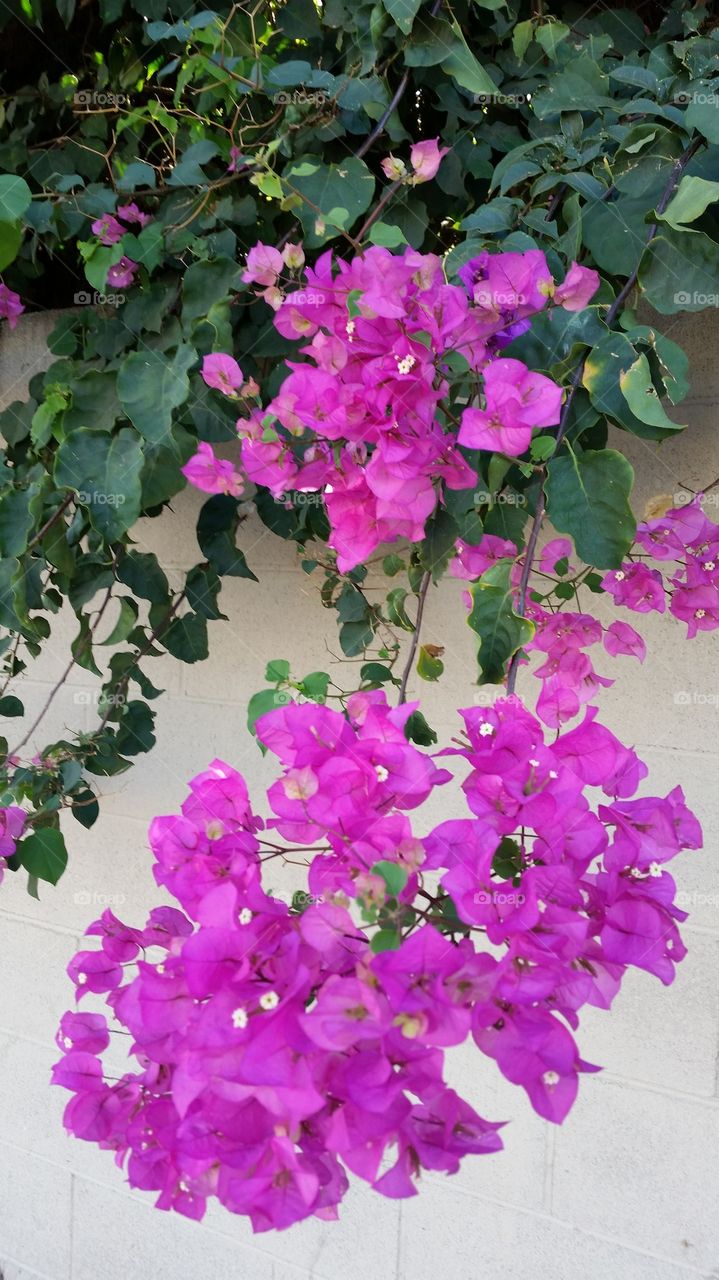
[0,0,716,1234]
[50,496,707,1227]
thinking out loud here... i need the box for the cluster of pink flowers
[0,280,24,328]
[91,202,150,290]
[603,497,719,638]
[181,245,598,571]
[451,500,719,727]
[53,690,700,1229]
[0,805,26,883]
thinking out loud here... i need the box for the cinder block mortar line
[416,1179,713,1278]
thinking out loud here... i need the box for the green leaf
[265,658,291,682]
[361,662,397,686]
[71,790,100,829]
[117,550,169,604]
[442,19,498,95]
[582,330,683,440]
[113,700,156,757]
[382,554,405,576]
[512,18,533,61]
[639,227,719,314]
[658,175,719,229]
[79,241,123,291]
[99,597,138,646]
[339,619,373,657]
[0,399,35,446]
[197,495,258,580]
[386,587,415,631]
[162,613,209,663]
[185,564,225,620]
[0,479,45,557]
[404,709,437,746]
[299,670,330,701]
[418,508,458,581]
[545,449,636,570]
[18,829,67,886]
[370,928,401,953]
[284,156,375,247]
[381,0,421,35]
[467,561,535,684]
[247,688,288,742]
[0,174,32,221]
[619,354,686,434]
[0,221,22,271]
[367,221,408,248]
[54,428,143,541]
[417,644,444,682]
[168,139,219,187]
[118,346,196,443]
[535,20,569,60]
[686,97,719,144]
[626,325,689,404]
[0,695,23,717]
[371,860,408,896]
[183,256,242,325]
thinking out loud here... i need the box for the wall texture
[0,311,718,1280]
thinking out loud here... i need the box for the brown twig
[398,571,431,703]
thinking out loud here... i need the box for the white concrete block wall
[0,310,717,1280]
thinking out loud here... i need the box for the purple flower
[91,214,125,245]
[181,442,244,497]
[106,256,138,289]
[200,353,244,397]
[0,282,24,329]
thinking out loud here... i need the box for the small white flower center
[239,908,252,925]
[395,354,416,375]
[232,1007,248,1029]
[375,764,389,782]
[542,1070,560,1086]
[260,990,280,1011]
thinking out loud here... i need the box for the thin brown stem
[9,587,114,756]
[398,571,431,703]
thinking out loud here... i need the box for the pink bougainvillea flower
[51,689,701,1228]
[553,262,601,311]
[0,805,26,883]
[91,213,125,245]
[409,138,450,184]
[458,359,562,456]
[117,202,152,228]
[601,564,666,613]
[106,257,138,289]
[181,441,244,497]
[603,620,646,661]
[450,535,517,581]
[538,537,573,575]
[242,242,284,287]
[670,583,719,636]
[200,353,244,397]
[0,282,24,329]
[282,243,305,270]
[381,154,408,181]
